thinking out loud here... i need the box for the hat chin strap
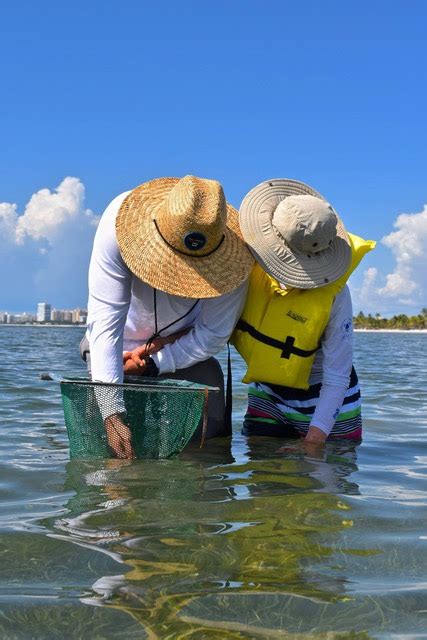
[153,219,225,258]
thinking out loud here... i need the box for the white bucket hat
[239,179,352,289]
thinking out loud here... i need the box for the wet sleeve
[151,280,248,374]
[86,192,132,418]
[310,285,354,436]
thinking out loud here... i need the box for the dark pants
[79,336,228,440]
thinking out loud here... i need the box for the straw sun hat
[116,175,254,298]
[239,179,352,289]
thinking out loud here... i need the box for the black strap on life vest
[235,319,320,360]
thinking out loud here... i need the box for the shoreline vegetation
[354,309,427,331]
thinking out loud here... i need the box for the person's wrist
[104,411,127,425]
[306,425,327,443]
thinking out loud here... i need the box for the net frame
[60,377,218,460]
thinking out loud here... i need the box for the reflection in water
[47,439,377,638]
[2,329,426,637]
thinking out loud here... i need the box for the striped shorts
[243,366,362,441]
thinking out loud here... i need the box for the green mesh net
[60,377,212,459]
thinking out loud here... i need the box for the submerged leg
[160,358,227,440]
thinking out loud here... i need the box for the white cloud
[14,177,97,245]
[0,177,100,310]
[0,202,19,243]
[378,206,427,302]
[350,205,427,314]
[356,266,380,306]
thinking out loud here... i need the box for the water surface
[0,327,426,638]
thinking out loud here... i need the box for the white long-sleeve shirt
[86,192,248,386]
[307,285,354,435]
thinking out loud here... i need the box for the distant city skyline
[0,303,87,324]
[0,303,88,315]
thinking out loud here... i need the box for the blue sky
[1,0,426,315]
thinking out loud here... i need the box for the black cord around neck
[146,289,200,348]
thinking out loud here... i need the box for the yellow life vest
[232,233,375,389]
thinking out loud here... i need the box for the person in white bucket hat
[232,178,376,445]
[81,175,253,458]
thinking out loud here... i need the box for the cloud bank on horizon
[352,205,427,315]
[0,177,426,315]
[0,177,99,311]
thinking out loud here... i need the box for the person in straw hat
[232,179,376,445]
[81,175,253,458]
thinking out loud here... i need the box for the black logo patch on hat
[184,231,206,251]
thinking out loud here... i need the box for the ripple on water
[0,327,426,637]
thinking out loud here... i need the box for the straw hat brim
[239,179,352,289]
[116,178,254,298]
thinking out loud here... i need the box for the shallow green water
[0,327,426,638]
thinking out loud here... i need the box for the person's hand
[303,426,327,457]
[123,337,165,365]
[123,358,147,376]
[125,344,160,368]
[104,413,135,459]
[123,328,190,368]
[305,425,327,444]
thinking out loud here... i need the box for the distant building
[16,313,36,324]
[51,309,62,323]
[37,303,51,323]
[0,312,6,324]
[72,308,88,324]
